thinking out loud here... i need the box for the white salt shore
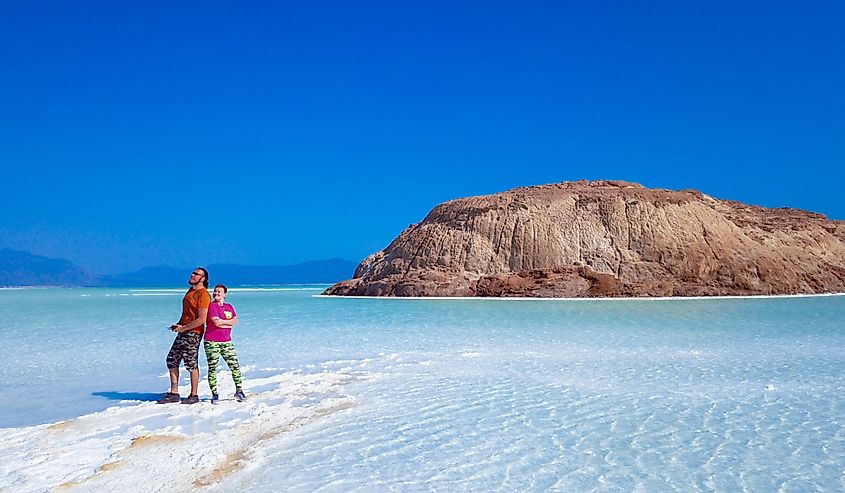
[316,292,845,301]
[0,369,362,492]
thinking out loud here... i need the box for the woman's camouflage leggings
[204,340,243,394]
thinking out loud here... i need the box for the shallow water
[3,288,844,491]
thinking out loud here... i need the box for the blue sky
[2,1,843,274]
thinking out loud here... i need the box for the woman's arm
[216,315,238,327]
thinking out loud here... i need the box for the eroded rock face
[324,180,845,297]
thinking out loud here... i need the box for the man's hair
[214,284,228,293]
[197,267,209,288]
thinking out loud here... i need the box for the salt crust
[0,369,363,492]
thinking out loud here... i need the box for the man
[157,267,210,405]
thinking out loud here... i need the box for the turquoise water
[3,288,845,490]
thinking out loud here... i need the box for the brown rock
[324,180,845,297]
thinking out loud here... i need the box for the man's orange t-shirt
[179,288,211,334]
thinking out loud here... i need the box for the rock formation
[324,180,845,297]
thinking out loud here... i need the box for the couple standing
[157,267,246,405]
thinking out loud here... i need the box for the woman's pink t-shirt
[205,302,237,342]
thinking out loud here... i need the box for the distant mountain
[0,248,96,287]
[0,250,358,287]
[98,259,358,287]
[97,266,188,287]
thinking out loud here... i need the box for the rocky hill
[324,180,845,297]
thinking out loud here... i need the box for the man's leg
[183,332,202,399]
[165,335,184,394]
[189,369,199,396]
[159,335,185,403]
[168,368,180,394]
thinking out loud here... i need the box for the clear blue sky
[2,1,843,274]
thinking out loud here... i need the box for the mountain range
[0,248,357,287]
[0,249,96,287]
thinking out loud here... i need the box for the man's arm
[175,307,208,333]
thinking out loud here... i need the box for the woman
[204,284,246,404]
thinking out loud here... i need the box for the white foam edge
[313,292,845,301]
[127,287,326,293]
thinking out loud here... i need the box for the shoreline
[315,291,845,301]
[0,286,329,291]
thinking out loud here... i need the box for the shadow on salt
[92,391,162,402]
